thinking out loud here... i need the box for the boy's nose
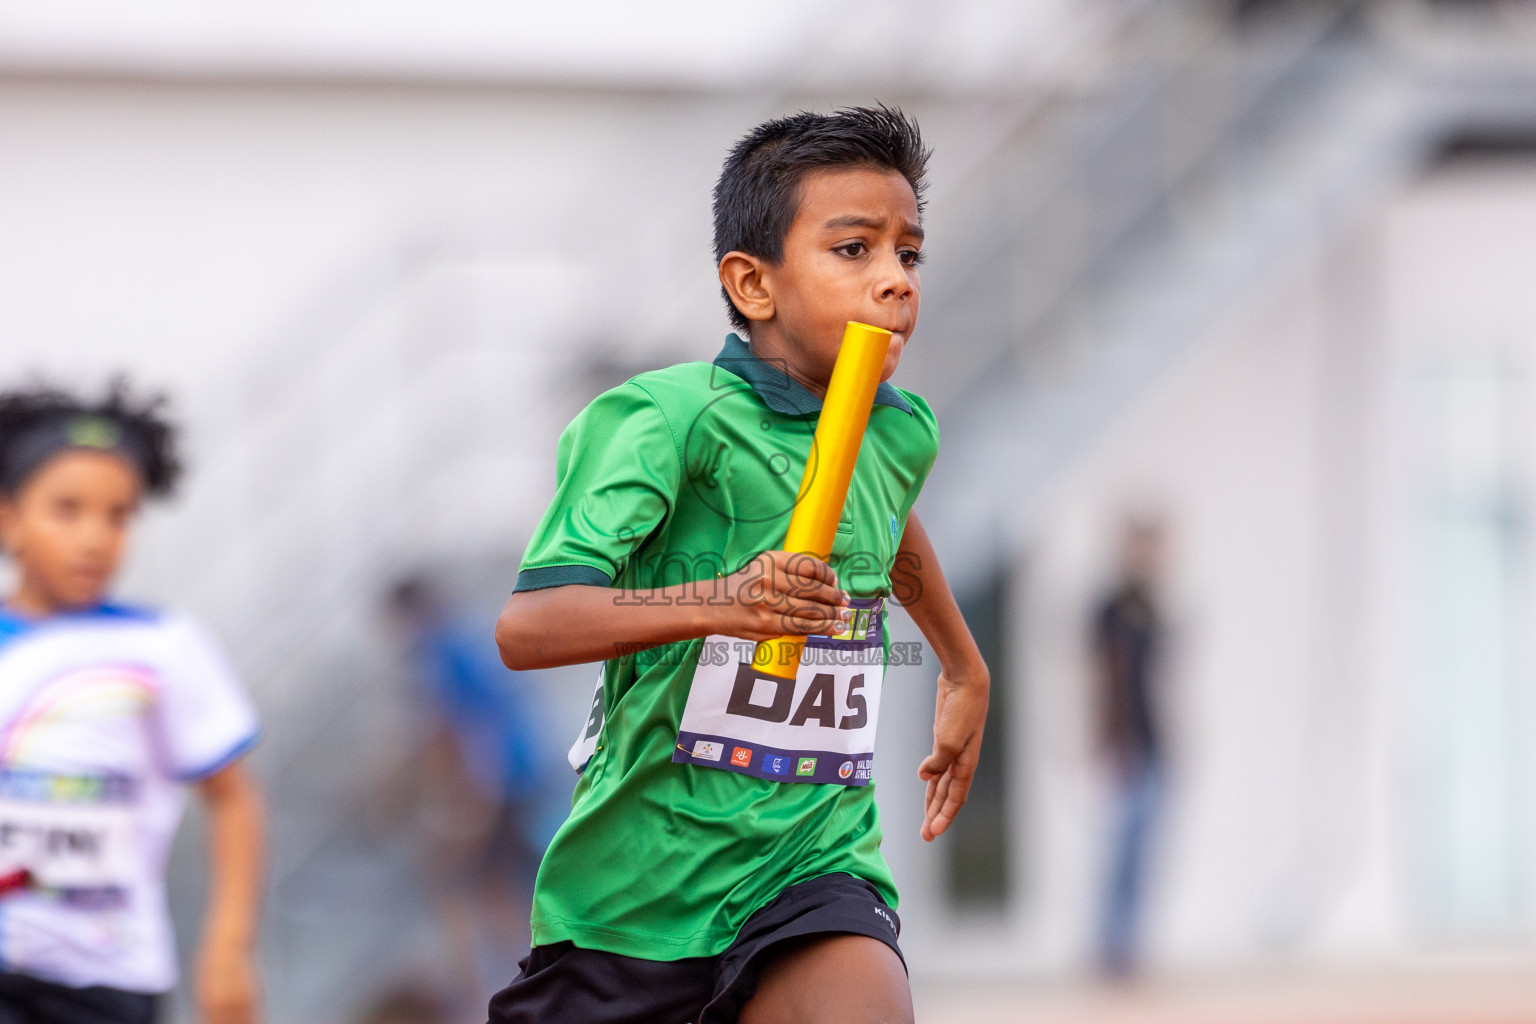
[873,252,913,302]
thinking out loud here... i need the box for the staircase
[912,1,1536,586]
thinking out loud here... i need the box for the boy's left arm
[195,760,265,1024]
[895,512,991,842]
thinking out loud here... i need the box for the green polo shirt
[516,332,939,959]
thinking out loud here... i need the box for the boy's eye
[900,249,926,267]
[834,242,867,258]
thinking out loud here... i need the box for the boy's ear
[718,252,775,323]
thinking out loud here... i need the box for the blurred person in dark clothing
[1091,514,1168,978]
[386,577,555,1014]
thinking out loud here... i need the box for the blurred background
[5,0,1536,1020]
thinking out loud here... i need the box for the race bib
[673,598,884,786]
[0,795,137,891]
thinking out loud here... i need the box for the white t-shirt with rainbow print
[0,604,258,993]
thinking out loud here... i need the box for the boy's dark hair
[0,378,182,497]
[712,104,930,332]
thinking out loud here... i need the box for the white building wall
[1015,258,1336,970]
[999,161,1536,975]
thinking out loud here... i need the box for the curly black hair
[0,378,182,497]
[712,104,931,332]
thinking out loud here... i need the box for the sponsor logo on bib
[691,740,723,762]
[839,761,854,780]
[731,747,753,767]
[761,754,791,777]
[796,757,817,777]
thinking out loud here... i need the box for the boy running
[491,106,989,1024]
[0,383,264,1024]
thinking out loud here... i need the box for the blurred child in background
[0,383,264,1024]
[386,576,553,1016]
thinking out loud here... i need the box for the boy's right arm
[496,550,852,671]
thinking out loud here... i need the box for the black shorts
[486,872,903,1024]
[0,972,159,1024]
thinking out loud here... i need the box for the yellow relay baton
[754,321,893,679]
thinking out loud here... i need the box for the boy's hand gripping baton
[753,321,892,679]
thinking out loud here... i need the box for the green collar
[711,333,913,417]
